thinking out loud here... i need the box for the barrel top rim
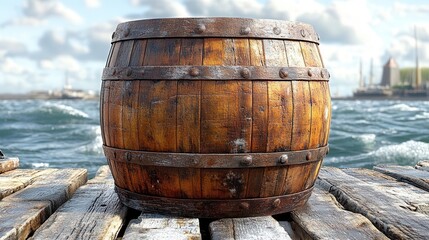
[112,17,320,43]
[118,17,314,26]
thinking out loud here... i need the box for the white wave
[43,102,89,118]
[410,112,429,120]
[32,162,49,168]
[386,103,420,112]
[353,134,376,144]
[78,126,103,154]
[371,140,429,163]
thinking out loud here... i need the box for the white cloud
[85,0,101,8]
[3,0,83,26]
[0,58,27,75]
[129,0,190,18]
[394,2,429,14]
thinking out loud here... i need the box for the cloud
[0,39,28,57]
[394,2,429,14]
[0,58,28,75]
[28,20,114,62]
[2,0,82,27]
[85,0,101,8]
[297,8,360,44]
[128,0,190,18]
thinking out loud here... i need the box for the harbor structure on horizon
[353,27,427,99]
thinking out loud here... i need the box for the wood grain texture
[300,41,323,67]
[128,39,147,66]
[308,81,325,148]
[177,38,203,153]
[107,81,124,148]
[101,80,111,146]
[122,80,140,150]
[0,169,87,240]
[264,39,293,152]
[122,213,201,240]
[318,167,429,239]
[291,81,311,151]
[210,217,292,240]
[31,166,127,240]
[0,157,19,174]
[0,169,56,200]
[201,38,240,153]
[5,169,87,210]
[374,164,429,191]
[291,185,388,240]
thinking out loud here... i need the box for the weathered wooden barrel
[100,18,331,218]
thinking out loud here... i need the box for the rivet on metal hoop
[273,198,281,208]
[308,69,313,77]
[112,69,117,76]
[321,69,325,78]
[125,152,132,162]
[195,24,206,34]
[273,27,281,35]
[126,68,132,76]
[240,202,250,209]
[306,152,312,161]
[300,29,306,37]
[279,154,288,164]
[240,155,253,166]
[189,67,200,77]
[123,28,130,37]
[240,68,251,79]
[279,68,288,79]
[111,31,116,39]
[240,26,251,35]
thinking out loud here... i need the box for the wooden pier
[1,157,429,239]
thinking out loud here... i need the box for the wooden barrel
[100,18,331,218]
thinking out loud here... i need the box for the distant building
[380,57,400,87]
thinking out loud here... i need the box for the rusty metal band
[112,18,319,44]
[103,145,328,168]
[115,185,314,218]
[102,66,330,81]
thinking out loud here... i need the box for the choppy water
[0,99,428,176]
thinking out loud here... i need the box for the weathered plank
[318,167,429,240]
[4,169,87,210]
[0,157,19,174]
[0,200,51,240]
[122,213,201,240]
[416,160,429,172]
[210,216,291,240]
[374,164,429,191]
[0,168,87,240]
[31,166,127,240]
[0,169,57,200]
[291,185,388,240]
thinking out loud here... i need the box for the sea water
[1,99,428,177]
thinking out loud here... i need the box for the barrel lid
[111,17,320,44]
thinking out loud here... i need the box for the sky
[0,0,428,96]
